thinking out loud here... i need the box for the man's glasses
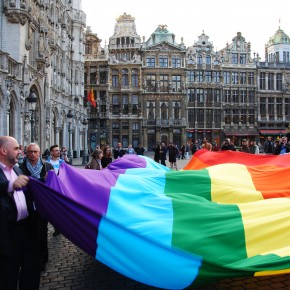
[28,150,39,154]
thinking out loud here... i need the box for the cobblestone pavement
[39,154,290,290]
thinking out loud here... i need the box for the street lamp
[26,91,37,142]
[67,109,74,165]
[82,118,89,164]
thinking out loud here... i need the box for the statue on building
[38,33,45,57]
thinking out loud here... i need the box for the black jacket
[0,166,37,255]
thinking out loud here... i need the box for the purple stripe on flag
[29,163,119,256]
[108,155,147,170]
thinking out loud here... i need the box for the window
[160,75,169,92]
[131,69,139,87]
[276,73,283,91]
[100,91,107,113]
[196,88,204,102]
[260,98,266,117]
[232,90,239,103]
[132,95,138,115]
[240,90,247,103]
[147,101,155,119]
[240,54,246,64]
[121,69,129,87]
[122,95,128,114]
[196,109,204,123]
[232,53,238,64]
[196,71,203,82]
[172,56,181,68]
[197,55,203,64]
[90,66,97,84]
[213,89,220,103]
[240,72,246,84]
[188,109,195,126]
[160,102,168,119]
[213,71,220,83]
[268,97,274,119]
[112,95,119,114]
[174,102,180,119]
[146,56,155,67]
[132,122,139,130]
[232,72,238,84]
[205,71,212,83]
[268,73,274,90]
[248,109,255,124]
[232,109,239,124]
[214,109,221,124]
[260,72,266,90]
[224,109,231,124]
[122,122,129,129]
[187,89,195,102]
[240,109,247,124]
[146,74,156,92]
[206,55,211,65]
[159,56,168,67]
[172,75,181,92]
[248,72,254,85]
[249,90,255,103]
[112,69,119,87]
[277,97,283,118]
[99,66,107,84]
[223,71,230,84]
[283,51,290,63]
[285,98,290,118]
[85,42,92,54]
[186,71,194,83]
[224,90,230,103]
[205,89,213,103]
[112,123,120,129]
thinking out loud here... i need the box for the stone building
[0,0,87,157]
[84,13,290,150]
[142,24,187,149]
[84,26,109,151]
[257,27,290,141]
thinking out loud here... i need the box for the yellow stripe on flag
[208,164,263,203]
[238,198,290,258]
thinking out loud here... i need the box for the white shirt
[0,162,28,221]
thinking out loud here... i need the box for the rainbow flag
[184,149,290,170]
[28,154,290,289]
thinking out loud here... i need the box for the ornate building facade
[85,14,290,150]
[0,0,87,157]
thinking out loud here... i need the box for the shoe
[53,230,60,237]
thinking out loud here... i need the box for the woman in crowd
[89,149,103,170]
[101,146,113,168]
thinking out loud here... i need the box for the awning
[224,131,259,136]
[259,129,287,135]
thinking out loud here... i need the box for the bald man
[0,136,40,290]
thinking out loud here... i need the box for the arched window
[112,69,119,87]
[161,102,167,120]
[174,102,180,119]
[197,55,203,64]
[122,69,129,87]
[131,69,139,87]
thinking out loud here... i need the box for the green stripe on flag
[165,172,252,285]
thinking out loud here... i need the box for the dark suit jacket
[0,166,37,255]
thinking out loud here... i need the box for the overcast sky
[82,0,290,59]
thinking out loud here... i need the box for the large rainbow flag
[28,154,290,289]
